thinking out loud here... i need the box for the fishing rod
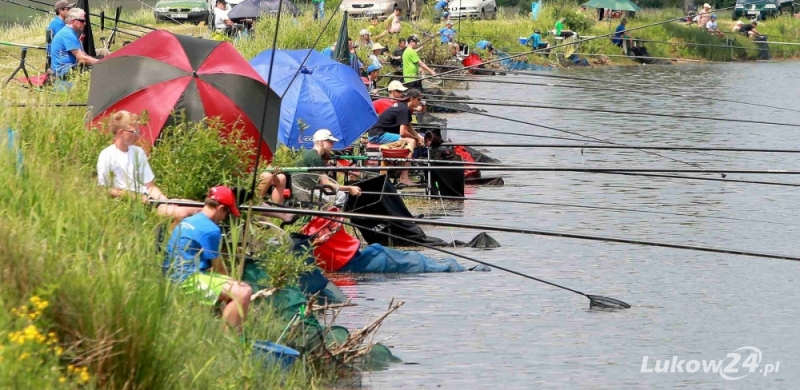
[0,41,46,50]
[0,0,143,39]
[427,102,703,168]
[442,143,800,153]
[358,191,800,227]
[386,5,740,90]
[426,99,800,128]
[336,155,500,166]
[599,171,800,188]
[315,210,631,310]
[418,77,800,114]
[497,50,710,62]
[157,200,800,263]
[25,0,157,31]
[269,166,800,175]
[443,127,593,143]
[632,38,800,53]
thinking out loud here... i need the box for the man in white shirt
[97,111,200,224]
[214,0,236,35]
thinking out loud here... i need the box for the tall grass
[0,100,325,388]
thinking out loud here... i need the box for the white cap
[387,80,408,92]
[703,3,710,7]
[312,129,339,142]
[360,28,370,35]
[371,42,385,51]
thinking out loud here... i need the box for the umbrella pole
[243,0,285,280]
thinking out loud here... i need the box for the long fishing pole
[25,0,157,31]
[337,155,500,166]
[443,127,593,143]
[419,77,800,114]
[0,41,46,50]
[599,171,800,188]
[633,38,800,52]
[427,102,703,168]
[0,0,142,38]
[271,166,800,175]
[314,210,631,309]
[443,143,800,153]
[154,200,800,263]
[359,191,800,227]
[426,99,800,128]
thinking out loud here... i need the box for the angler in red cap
[164,185,252,333]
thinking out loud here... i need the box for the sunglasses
[75,18,86,23]
[121,129,140,136]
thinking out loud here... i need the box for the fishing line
[598,171,800,188]
[0,0,143,38]
[160,200,800,263]
[426,99,800,128]
[443,127,594,143]
[359,191,800,227]
[428,102,704,168]
[633,38,800,53]
[273,166,800,175]
[25,0,157,31]
[420,77,800,113]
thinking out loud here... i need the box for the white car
[339,0,421,19]
[447,0,497,19]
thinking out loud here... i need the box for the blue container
[253,341,300,370]
[519,37,529,45]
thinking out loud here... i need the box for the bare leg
[256,173,295,222]
[398,137,416,185]
[219,280,252,333]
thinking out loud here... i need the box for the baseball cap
[703,2,710,7]
[312,128,339,143]
[360,28,370,35]
[407,35,420,43]
[710,14,717,19]
[371,42,385,51]
[55,0,75,10]
[387,80,408,91]
[366,63,382,73]
[208,186,240,217]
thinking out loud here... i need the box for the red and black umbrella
[88,30,280,160]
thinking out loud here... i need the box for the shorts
[369,133,401,144]
[180,272,232,303]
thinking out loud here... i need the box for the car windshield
[736,0,768,4]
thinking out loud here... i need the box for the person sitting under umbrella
[50,8,99,80]
[365,63,381,94]
[96,111,201,227]
[295,129,361,208]
[366,89,425,187]
[255,171,298,223]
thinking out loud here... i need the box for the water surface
[339,62,800,389]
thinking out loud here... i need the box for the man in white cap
[372,80,408,114]
[359,28,374,48]
[295,129,361,207]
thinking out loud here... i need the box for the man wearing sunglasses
[50,8,98,79]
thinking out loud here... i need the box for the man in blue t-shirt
[612,18,630,48]
[46,0,74,69]
[528,29,549,54]
[165,186,252,333]
[438,21,460,56]
[50,8,98,78]
[433,0,448,19]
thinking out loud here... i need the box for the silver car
[339,0,421,19]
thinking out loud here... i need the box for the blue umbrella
[250,49,377,150]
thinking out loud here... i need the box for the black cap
[408,36,420,43]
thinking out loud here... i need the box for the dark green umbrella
[583,0,641,12]
[334,11,350,64]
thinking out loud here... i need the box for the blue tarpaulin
[339,244,466,273]
[250,49,378,150]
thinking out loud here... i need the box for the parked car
[447,0,497,19]
[732,0,793,20]
[154,0,209,24]
[339,0,421,19]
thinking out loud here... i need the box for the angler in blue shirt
[46,0,74,69]
[50,8,98,78]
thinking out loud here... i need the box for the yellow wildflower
[67,364,75,372]
[59,377,67,383]
[54,346,64,356]
[19,352,30,361]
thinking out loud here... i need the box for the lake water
[334,62,800,389]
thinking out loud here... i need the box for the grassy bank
[0,98,339,387]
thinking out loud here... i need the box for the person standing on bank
[402,36,435,90]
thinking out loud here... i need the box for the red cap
[208,186,240,217]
